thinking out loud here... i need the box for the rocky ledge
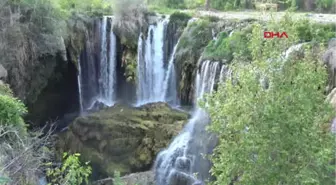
[56,102,189,179]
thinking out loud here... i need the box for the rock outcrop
[119,171,154,185]
[93,171,154,185]
[0,64,7,87]
[323,38,336,92]
[174,18,256,105]
[57,102,189,179]
[0,64,7,80]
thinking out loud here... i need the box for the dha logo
[264,32,288,39]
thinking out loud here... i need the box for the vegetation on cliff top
[148,0,335,13]
[203,13,335,185]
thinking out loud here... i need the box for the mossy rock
[57,102,189,179]
[174,18,257,105]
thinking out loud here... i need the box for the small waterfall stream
[155,60,226,185]
[162,39,181,106]
[78,16,118,112]
[136,18,169,105]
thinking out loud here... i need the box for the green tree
[203,14,335,185]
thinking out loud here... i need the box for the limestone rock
[120,171,154,185]
[322,38,336,92]
[93,171,154,185]
[0,64,7,79]
[327,88,336,110]
[57,102,189,179]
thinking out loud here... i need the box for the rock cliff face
[323,38,336,93]
[1,14,96,126]
[57,102,189,179]
[174,18,256,105]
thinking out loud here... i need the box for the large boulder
[119,171,154,185]
[323,38,336,92]
[57,102,189,179]
[92,171,155,185]
[0,64,7,80]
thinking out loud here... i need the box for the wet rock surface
[57,102,189,179]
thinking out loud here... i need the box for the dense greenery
[0,82,92,184]
[202,15,335,64]
[148,0,335,12]
[0,95,27,133]
[203,14,335,185]
[203,30,252,62]
[46,153,92,185]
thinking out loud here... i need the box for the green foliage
[203,30,251,62]
[295,20,336,43]
[177,20,213,52]
[54,0,112,17]
[113,171,124,185]
[0,95,27,132]
[170,12,192,23]
[149,0,186,9]
[46,153,92,185]
[123,51,138,83]
[203,12,335,185]
[0,84,13,96]
[185,0,206,9]
[0,177,11,184]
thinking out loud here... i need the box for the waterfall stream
[155,60,226,185]
[136,18,169,105]
[136,17,182,106]
[78,16,118,112]
[162,39,181,106]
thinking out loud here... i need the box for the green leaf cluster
[203,30,251,62]
[0,94,27,133]
[46,153,92,185]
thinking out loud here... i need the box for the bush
[46,153,92,185]
[202,13,335,185]
[0,125,54,185]
[0,95,27,133]
[203,30,251,62]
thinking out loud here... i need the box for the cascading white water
[99,16,109,101]
[136,18,169,105]
[77,56,84,113]
[98,16,117,106]
[78,16,118,112]
[162,39,181,106]
[107,22,117,105]
[155,60,224,185]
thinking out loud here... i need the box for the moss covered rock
[57,102,189,179]
[174,18,256,105]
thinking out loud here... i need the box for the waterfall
[77,57,83,113]
[107,23,117,105]
[155,60,225,185]
[99,16,109,102]
[136,18,170,105]
[162,39,181,106]
[78,16,118,112]
[98,16,117,106]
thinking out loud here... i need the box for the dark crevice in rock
[26,56,79,127]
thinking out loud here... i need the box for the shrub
[0,95,27,133]
[46,153,92,185]
[202,12,335,185]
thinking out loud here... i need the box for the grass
[147,5,182,14]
